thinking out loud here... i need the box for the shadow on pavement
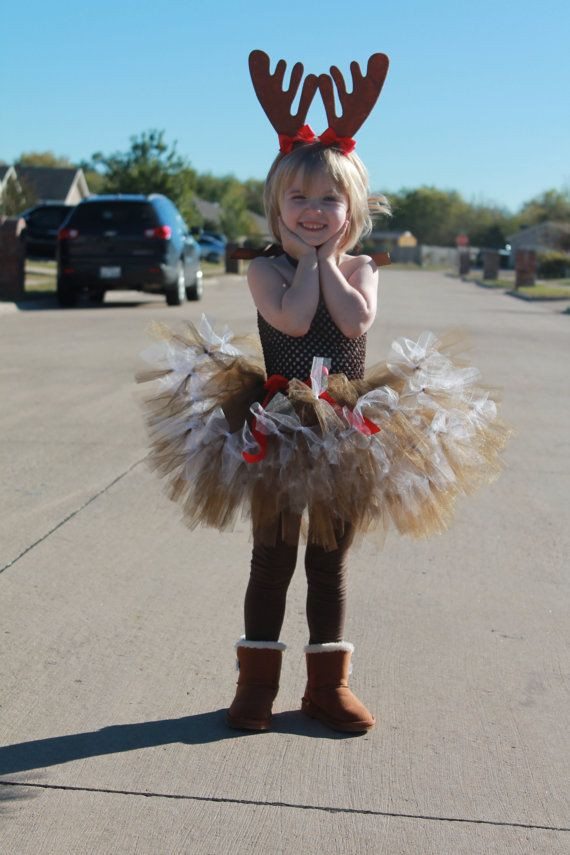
[10,293,157,311]
[0,709,358,775]
[0,781,36,807]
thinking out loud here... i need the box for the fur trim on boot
[301,643,375,733]
[226,638,286,731]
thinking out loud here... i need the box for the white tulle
[140,316,506,533]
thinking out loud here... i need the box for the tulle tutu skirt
[137,316,512,550]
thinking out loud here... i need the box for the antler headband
[248,50,389,156]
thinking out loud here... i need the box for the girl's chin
[298,230,328,245]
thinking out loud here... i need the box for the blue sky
[3,0,568,212]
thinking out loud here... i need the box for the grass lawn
[507,283,570,300]
[201,260,225,277]
[386,262,452,272]
[477,278,512,288]
[24,260,56,295]
[23,258,225,296]
[457,270,570,300]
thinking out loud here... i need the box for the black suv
[56,194,203,307]
[21,202,75,259]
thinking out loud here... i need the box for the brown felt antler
[318,53,389,138]
[248,50,319,136]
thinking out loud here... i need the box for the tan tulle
[137,320,512,551]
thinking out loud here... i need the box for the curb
[455,276,570,303]
[0,302,18,315]
[0,297,56,315]
[505,289,570,303]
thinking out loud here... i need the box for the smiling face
[279,167,349,247]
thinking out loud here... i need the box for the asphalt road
[1,272,568,854]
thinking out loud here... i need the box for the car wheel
[165,262,186,306]
[186,270,203,301]
[57,277,79,308]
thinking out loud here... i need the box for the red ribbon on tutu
[242,374,290,463]
[242,374,380,464]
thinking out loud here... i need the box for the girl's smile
[280,169,349,246]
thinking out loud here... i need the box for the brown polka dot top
[257,299,367,381]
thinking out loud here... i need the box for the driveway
[0,271,568,854]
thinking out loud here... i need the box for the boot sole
[226,712,271,731]
[301,697,375,733]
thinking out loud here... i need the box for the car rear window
[29,207,71,228]
[69,202,158,233]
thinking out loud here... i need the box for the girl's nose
[304,198,323,213]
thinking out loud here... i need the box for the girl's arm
[318,228,379,338]
[247,220,320,337]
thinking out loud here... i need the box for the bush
[537,251,569,279]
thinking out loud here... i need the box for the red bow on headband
[278,125,356,156]
[278,124,317,153]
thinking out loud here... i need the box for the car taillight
[58,228,79,240]
[144,225,172,240]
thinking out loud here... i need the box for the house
[0,165,18,206]
[0,165,17,191]
[0,165,90,208]
[506,221,570,258]
[368,229,418,263]
[194,197,223,227]
[194,196,270,239]
[369,229,417,250]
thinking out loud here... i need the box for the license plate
[100,266,121,279]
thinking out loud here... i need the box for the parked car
[197,232,227,263]
[56,194,203,307]
[21,202,75,259]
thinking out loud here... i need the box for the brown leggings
[244,516,354,644]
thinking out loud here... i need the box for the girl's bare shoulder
[339,253,378,276]
[248,255,292,287]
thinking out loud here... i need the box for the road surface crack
[0,458,146,575]
[0,780,568,833]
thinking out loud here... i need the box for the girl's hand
[317,221,349,263]
[278,217,317,261]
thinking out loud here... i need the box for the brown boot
[226,638,286,731]
[301,642,375,733]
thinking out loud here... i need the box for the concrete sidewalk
[0,271,568,853]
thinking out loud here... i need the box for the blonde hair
[263,143,390,253]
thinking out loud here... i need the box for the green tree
[195,172,226,202]
[195,172,244,203]
[386,186,519,247]
[243,178,265,216]
[515,187,570,227]
[17,151,74,168]
[390,186,471,245]
[87,129,201,226]
[76,160,106,195]
[461,201,515,248]
[0,173,37,215]
[219,183,257,240]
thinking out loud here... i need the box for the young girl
[138,51,510,735]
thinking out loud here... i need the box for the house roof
[194,197,222,223]
[194,196,269,237]
[506,220,570,241]
[0,165,11,182]
[14,166,82,201]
